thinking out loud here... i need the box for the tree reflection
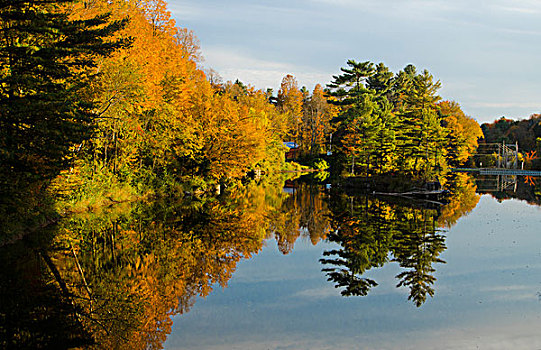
[438,173,481,228]
[0,232,93,349]
[321,174,479,306]
[320,194,393,297]
[0,174,291,349]
[270,181,331,254]
[392,206,446,307]
[54,183,284,349]
[0,173,481,348]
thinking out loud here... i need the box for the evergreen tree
[394,66,444,176]
[366,62,393,97]
[328,60,395,176]
[328,59,375,107]
[0,0,125,236]
[0,0,126,189]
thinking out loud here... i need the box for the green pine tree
[0,0,126,185]
[0,0,126,235]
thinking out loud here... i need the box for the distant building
[283,142,299,160]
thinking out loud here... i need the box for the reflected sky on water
[165,195,541,350]
[2,174,541,349]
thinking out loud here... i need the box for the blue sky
[168,0,541,123]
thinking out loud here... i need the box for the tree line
[0,0,292,236]
[480,115,541,169]
[270,61,484,183]
[324,60,482,180]
[1,0,485,237]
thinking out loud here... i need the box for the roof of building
[283,142,299,149]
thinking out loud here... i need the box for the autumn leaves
[60,0,291,199]
[1,0,485,220]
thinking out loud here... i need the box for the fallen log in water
[372,189,450,205]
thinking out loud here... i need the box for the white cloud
[167,1,202,21]
[495,0,541,14]
[203,46,331,91]
[497,27,541,36]
[470,102,541,109]
[481,285,535,292]
[292,286,339,299]
[406,325,541,350]
[476,284,541,302]
[498,6,541,14]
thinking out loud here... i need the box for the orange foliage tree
[60,0,289,198]
[300,84,336,157]
[277,75,303,146]
[438,101,484,166]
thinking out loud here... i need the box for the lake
[1,174,541,349]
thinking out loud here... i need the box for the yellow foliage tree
[277,75,303,145]
[438,101,483,165]
[301,84,336,157]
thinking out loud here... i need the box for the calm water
[166,194,541,350]
[2,174,541,349]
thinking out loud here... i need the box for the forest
[1,0,484,239]
[323,60,483,181]
[480,115,541,169]
[3,0,537,348]
[1,0,290,238]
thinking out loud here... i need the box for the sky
[167,0,541,123]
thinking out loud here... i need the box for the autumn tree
[300,84,335,157]
[438,101,483,166]
[481,114,541,168]
[277,74,303,145]
[49,0,291,204]
[0,0,125,236]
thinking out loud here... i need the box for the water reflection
[475,174,541,205]
[0,174,297,348]
[0,172,516,348]
[271,181,331,254]
[321,191,446,306]
[0,232,93,349]
[321,173,480,306]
